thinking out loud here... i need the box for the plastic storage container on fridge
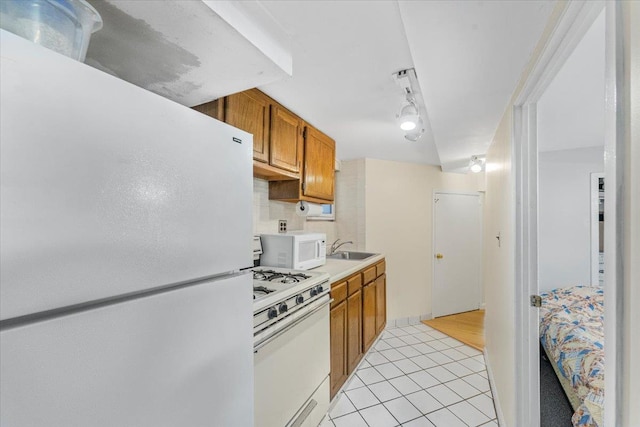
[0,0,102,61]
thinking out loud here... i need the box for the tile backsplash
[253,178,338,248]
[252,159,365,253]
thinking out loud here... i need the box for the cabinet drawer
[376,260,386,277]
[347,274,362,296]
[331,281,347,307]
[362,266,377,285]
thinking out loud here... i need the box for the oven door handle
[254,297,333,353]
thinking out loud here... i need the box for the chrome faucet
[329,238,353,255]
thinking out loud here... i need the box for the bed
[539,286,605,427]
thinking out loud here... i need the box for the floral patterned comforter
[540,286,604,427]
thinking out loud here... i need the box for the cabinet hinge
[301,182,306,192]
[530,295,542,308]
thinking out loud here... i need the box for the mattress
[539,286,604,427]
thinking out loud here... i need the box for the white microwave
[259,232,326,270]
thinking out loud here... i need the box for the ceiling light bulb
[469,156,483,173]
[397,102,419,131]
[401,120,417,131]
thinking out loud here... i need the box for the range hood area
[84,0,292,107]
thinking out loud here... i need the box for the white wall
[538,147,603,292]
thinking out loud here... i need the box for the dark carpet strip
[540,344,574,427]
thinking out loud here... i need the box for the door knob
[435,253,444,259]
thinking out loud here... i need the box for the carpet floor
[540,344,574,426]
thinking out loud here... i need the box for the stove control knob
[279,302,288,313]
[310,287,318,297]
[296,295,304,304]
[267,307,278,319]
[316,284,324,293]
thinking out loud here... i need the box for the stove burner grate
[253,269,312,284]
[254,285,275,295]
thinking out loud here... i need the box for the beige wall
[254,159,483,324]
[363,158,482,322]
[482,110,516,424]
[335,159,366,251]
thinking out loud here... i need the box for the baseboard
[387,313,432,328]
[484,348,506,427]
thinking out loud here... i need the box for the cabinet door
[362,281,377,353]
[330,301,348,399]
[270,105,303,173]
[376,274,387,334]
[224,89,270,163]
[303,126,335,201]
[192,98,224,122]
[347,289,363,374]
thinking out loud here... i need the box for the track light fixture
[393,68,426,141]
[469,155,484,173]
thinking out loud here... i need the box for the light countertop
[310,254,384,284]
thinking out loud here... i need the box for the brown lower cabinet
[330,258,386,398]
[346,290,362,373]
[362,280,377,353]
[376,273,387,334]
[329,300,348,398]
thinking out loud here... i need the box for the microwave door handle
[316,240,321,258]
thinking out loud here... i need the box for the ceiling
[84,1,558,170]
[538,10,605,153]
[259,0,556,169]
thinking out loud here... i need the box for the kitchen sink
[327,251,377,260]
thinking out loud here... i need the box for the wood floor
[422,309,485,350]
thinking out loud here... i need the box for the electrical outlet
[278,220,287,233]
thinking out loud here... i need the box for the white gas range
[252,237,331,427]
[252,267,330,348]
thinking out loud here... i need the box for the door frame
[432,190,483,318]
[590,172,604,286]
[512,1,627,426]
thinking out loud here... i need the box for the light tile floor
[322,324,498,427]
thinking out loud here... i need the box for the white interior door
[433,191,482,318]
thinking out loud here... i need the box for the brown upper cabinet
[302,126,336,201]
[193,89,335,202]
[269,104,303,174]
[224,89,270,163]
[269,124,335,204]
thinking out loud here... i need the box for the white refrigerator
[0,30,254,426]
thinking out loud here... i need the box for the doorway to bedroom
[536,8,605,427]
[512,2,614,426]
